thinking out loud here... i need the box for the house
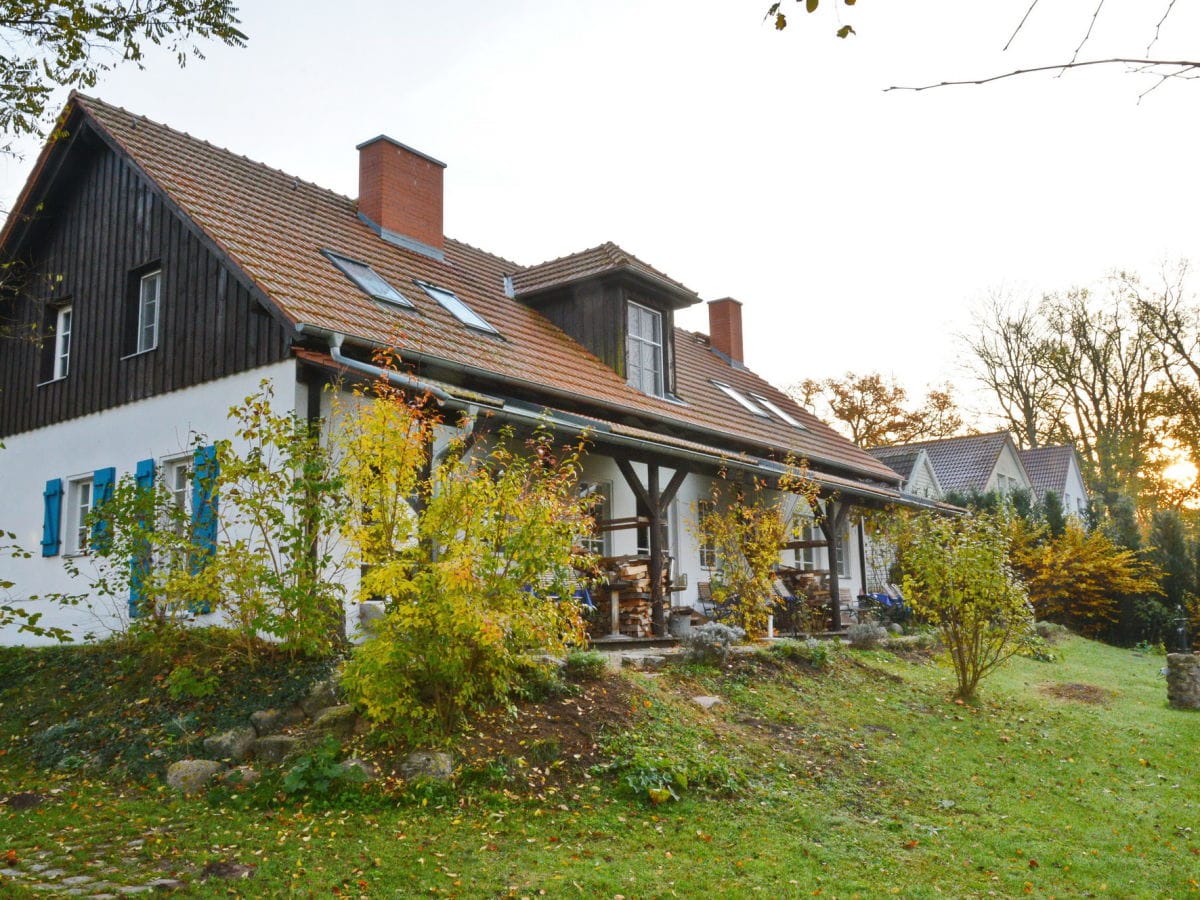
[0,94,932,645]
[870,432,1033,502]
[1018,444,1090,520]
[862,446,943,500]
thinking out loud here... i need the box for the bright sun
[1163,457,1199,489]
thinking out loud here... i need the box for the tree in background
[893,510,1032,701]
[793,372,962,449]
[0,1,245,155]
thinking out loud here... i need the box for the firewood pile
[588,555,670,639]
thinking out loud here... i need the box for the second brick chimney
[357,136,446,256]
[708,298,744,364]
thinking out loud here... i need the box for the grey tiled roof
[867,446,921,481]
[887,432,1012,495]
[1019,445,1078,498]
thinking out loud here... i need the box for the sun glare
[1163,457,1199,489]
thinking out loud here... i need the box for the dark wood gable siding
[529,279,677,396]
[0,131,291,439]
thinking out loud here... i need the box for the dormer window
[626,301,664,396]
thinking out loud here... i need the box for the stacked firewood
[588,555,669,639]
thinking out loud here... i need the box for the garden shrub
[846,622,888,649]
[682,622,746,665]
[282,736,366,798]
[565,649,608,681]
[767,637,835,669]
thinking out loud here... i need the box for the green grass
[2,636,1198,897]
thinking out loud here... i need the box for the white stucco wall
[1061,456,1090,519]
[987,442,1033,494]
[0,361,299,645]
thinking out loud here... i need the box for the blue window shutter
[129,458,156,618]
[41,478,63,557]
[91,466,116,551]
[190,444,219,613]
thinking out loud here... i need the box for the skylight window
[749,393,807,429]
[712,381,768,417]
[324,251,413,308]
[416,281,498,334]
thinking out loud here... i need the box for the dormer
[509,242,699,399]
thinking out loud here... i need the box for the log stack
[587,555,669,639]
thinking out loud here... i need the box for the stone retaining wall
[1166,653,1200,709]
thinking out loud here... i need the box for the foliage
[198,381,350,657]
[1148,509,1194,610]
[281,736,366,799]
[0,1,245,155]
[696,462,818,638]
[792,371,962,449]
[681,621,746,665]
[846,622,888,649]
[765,636,836,668]
[162,663,217,700]
[564,649,608,682]
[895,511,1033,700]
[1008,518,1161,638]
[339,373,592,741]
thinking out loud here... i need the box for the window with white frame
[135,270,161,353]
[697,500,718,569]
[578,481,612,557]
[793,512,821,571]
[626,301,664,396]
[53,305,72,380]
[836,524,852,578]
[635,496,669,557]
[65,476,93,555]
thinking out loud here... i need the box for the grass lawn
[1,635,1198,898]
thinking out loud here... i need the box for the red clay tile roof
[56,94,899,486]
[511,242,699,300]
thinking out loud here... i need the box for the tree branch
[887,58,1200,92]
[1003,0,1042,52]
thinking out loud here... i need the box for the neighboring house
[864,446,943,500]
[0,94,931,644]
[1018,445,1090,520]
[871,432,1034,501]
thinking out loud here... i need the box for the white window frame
[697,499,718,570]
[749,393,806,429]
[626,301,664,397]
[793,512,821,571]
[836,524,852,579]
[135,270,161,354]
[65,475,93,556]
[578,481,612,558]
[53,305,72,380]
[324,250,413,308]
[416,280,499,334]
[712,381,769,417]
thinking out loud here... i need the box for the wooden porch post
[819,499,851,632]
[615,458,689,637]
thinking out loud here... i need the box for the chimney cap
[707,296,743,307]
[355,134,447,169]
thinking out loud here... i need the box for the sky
[2,0,1198,425]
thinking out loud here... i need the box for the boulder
[399,751,454,782]
[340,757,379,782]
[249,706,306,736]
[219,766,260,787]
[311,705,359,740]
[252,734,304,764]
[691,695,722,710]
[299,679,341,717]
[202,726,257,762]
[166,759,224,794]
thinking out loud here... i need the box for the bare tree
[964,293,1068,450]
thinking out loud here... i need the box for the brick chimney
[708,298,744,364]
[357,136,446,255]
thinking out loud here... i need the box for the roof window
[712,380,768,417]
[416,280,498,334]
[324,251,413,308]
[749,393,807,429]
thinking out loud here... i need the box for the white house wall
[0,361,299,645]
[987,442,1033,494]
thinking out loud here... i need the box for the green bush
[282,736,366,798]
[767,637,836,669]
[564,650,608,681]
